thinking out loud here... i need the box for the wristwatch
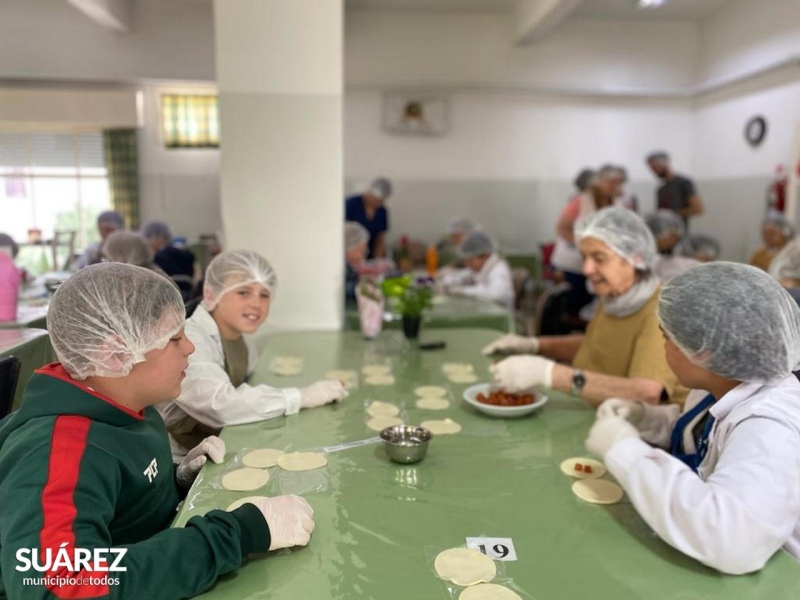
[570,369,586,396]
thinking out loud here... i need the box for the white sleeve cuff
[283,387,302,416]
[604,436,657,475]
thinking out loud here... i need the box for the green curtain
[103,129,139,230]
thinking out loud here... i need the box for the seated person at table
[677,233,720,263]
[158,250,347,458]
[0,263,315,599]
[344,222,395,303]
[103,230,174,281]
[437,217,479,268]
[483,207,687,408]
[644,210,699,283]
[586,262,800,574]
[142,220,196,300]
[750,213,795,272]
[442,231,514,310]
[75,210,125,269]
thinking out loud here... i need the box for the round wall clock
[745,115,767,147]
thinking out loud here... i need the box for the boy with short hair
[587,262,800,574]
[159,250,347,458]
[0,263,315,599]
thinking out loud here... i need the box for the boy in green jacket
[0,263,314,600]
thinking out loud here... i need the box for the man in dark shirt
[142,220,196,300]
[646,151,703,229]
[345,177,391,259]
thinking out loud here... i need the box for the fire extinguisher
[767,164,787,213]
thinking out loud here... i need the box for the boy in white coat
[158,250,346,458]
[586,262,800,575]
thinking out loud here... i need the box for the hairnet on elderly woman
[658,262,800,382]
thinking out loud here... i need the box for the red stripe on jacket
[40,416,109,599]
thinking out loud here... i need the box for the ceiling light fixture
[637,0,666,8]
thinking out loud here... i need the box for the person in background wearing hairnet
[441,231,514,309]
[0,263,316,599]
[676,233,720,263]
[611,165,639,213]
[768,237,800,306]
[644,210,699,283]
[74,210,125,270]
[483,207,687,407]
[646,151,703,229]
[552,165,622,315]
[436,217,479,268]
[585,263,800,575]
[345,177,392,259]
[103,230,173,280]
[345,221,370,302]
[158,250,347,458]
[750,213,795,272]
[142,220,196,300]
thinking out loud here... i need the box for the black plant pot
[402,315,421,340]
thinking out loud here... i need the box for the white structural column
[214,0,343,331]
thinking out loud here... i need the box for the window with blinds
[0,132,111,264]
[161,94,220,148]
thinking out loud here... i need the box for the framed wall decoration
[383,94,448,136]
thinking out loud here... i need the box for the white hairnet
[446,217,478,235]
[345,221,369,251]
[770,238,800,282]
[47,263,185,380]
[677,234,720,261]
[645,210,685,240]
[369,177,392,199]
[97,210,125,229]
[103,231,154,267]
[646,151,669,164]
[204,249,277,310]
[575,207,657,270]
[658,262,800,382]
[141,220,172,241]
[763,213,795,239]
[459,231,495,258]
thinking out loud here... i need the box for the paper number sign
[465,537,517,561]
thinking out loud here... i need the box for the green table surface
[0,328,54,411]
[346,295,513,333]
[175,329,800,600]
[0,300,49,330]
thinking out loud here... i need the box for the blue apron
[669,393,716,472]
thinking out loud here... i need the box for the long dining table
[173,329,800,600]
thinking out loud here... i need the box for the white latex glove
[482,333,540,356]
[300,380,348,409]
[585,416,640,459]
[176,435,226,488]
[492,355,554,392]
[247,495,315,551]
[596,398,645,425]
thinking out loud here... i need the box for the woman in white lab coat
[586,262,800,575]
[443,230,515,310]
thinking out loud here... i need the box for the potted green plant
[381,275,434,340]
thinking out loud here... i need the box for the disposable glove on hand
[248,495,316,551]
[492,355,554,392]
[585,416,640,459]
[176,435,226,488]
[300,380,348,409]
[482,334,540,356]
[596,398,645,425]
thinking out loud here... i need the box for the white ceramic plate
[462,383,548,418]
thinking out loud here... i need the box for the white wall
[346,89,693,252]
[346,12,700,93]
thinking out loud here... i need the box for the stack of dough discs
[434,548,496,586]
[221,468,270,491]
[364,374,395,386]
[367,416,404,431]
[226,496,269,511]
[441,363,474,376]
[271,356,304,376]
[559,457,606,479]
[361,364,392,376]
[414,385,448,398]
[447,372,478,384]
[459,584,522,600]
[420,418,461,435]
[276,452,328,472]
[366,401,400,417]
[242,448,284,469]
[415,397,450,410]
[324,369,358,388]
[572,479,624,505]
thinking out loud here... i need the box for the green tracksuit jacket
[0,363,270,599]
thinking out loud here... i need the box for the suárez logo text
[15,544,127,572]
